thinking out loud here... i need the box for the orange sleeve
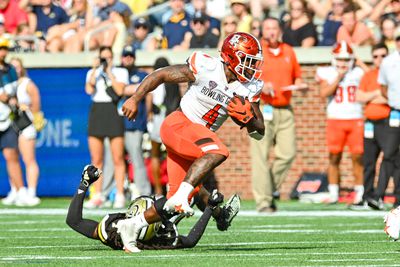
[359,73,368,92]
[290,48,302,80]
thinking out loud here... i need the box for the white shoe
[113,194,126,209]
[384,207,400,241]
[163,194,194,217]
[15,188,30,207]
[25,195,41,207]
[116,218,141,253]
[2,190,17,205]
[83,194,104,209]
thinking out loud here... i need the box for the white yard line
[0,251,395,261]
[1,240,388,249]
[0,209,388,217]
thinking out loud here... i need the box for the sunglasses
[224,21,237,26]
[373,54,387,58]
[135,25,148,30]
[193,20,206,25]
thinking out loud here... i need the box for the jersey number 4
[335,85,357,103]
[202,104,222,128]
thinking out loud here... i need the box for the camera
[100,57,108,69]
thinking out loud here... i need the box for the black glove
[208,189,224,210]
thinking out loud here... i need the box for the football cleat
[163,194,194,217]
[216,194,241,231]
[384,207,400,241]
[367,198,384,210]
[116,218,141,253]
[81,165,102,188]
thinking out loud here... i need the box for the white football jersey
[180,51,263,132]
[316,66,363,119]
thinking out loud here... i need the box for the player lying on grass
[66,165,240,251]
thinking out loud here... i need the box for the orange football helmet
[220,32,263,83]
[332,40,354,69]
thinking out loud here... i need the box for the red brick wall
[215,64,389,200]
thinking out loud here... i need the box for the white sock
[28,187,36,198]
[328,184,339,201]
[9,186,17,195]
[354,185,364,203]
[173,182,194,200]
[135,212,149,229]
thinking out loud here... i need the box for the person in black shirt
[66,165,237,251]
[177,11,219,50]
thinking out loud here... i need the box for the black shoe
[81,165,101,187]
[349,201,371,211]
[216,194,241,231]
[367,198,384,210]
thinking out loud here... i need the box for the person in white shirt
[84,46,129,209]
[316,41,367,204]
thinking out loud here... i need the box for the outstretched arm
[66,166,101,239]
[177,207,213,248]
[122,64,195,120]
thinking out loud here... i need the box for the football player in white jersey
[316,41,367,204]
[122,32,264,252]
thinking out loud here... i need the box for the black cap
[192,11,208,23]
[122,45,135,57]
[134,17,150,28]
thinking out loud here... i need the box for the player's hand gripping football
[227,93,254,125]
[122,97,139,120]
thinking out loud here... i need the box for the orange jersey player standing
[121,32,265,253]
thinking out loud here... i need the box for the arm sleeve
[291,48,302,79]
[178,207,213,248]
[377,64,387,86]
[65,185,99,239]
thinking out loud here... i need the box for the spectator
[187,0,221,36]
[47,0,88,53]
[217,14,238,49]
[316,41,366,204]
[368,31,400,209]
[85,0,131,54]
[161,0,191,49]
[120,0,151,15]
[10,57,45,206]
[147,57,182,196]
[31,0,69,52]
[369,0,400,24]
[12,23,36,52]
[0,0,29,34]
[250,18,261,39]
[350,43,390,210]
[128,18,157,51]
[250,17,303,213]
[230,0,252,33]
[0,38,27,206]
[282,0,317,47]
[307,0,372,46]
[379,18,398,51]
[84,46,128,208]
[120,45,152,197]
[336,4,374,46]
[178,11,219,50]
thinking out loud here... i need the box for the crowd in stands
[0,0,398,53]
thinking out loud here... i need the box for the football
[229,95,246,127]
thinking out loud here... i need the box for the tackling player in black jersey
[66,165,240,251]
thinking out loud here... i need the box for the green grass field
[0,199,399,266]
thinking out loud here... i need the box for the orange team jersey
[181,51,263,132]
[316,66,364,119]
[359,68,390,120]
[259,41,302,107]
